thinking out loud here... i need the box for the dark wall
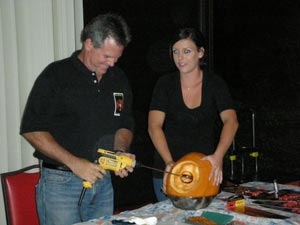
[83,0,300,208]
[213,0,300,183]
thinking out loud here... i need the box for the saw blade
[137,163,193,180]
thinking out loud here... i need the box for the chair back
[1,164,40,225]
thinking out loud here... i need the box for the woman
[148,28,239,201]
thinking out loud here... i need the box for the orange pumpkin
[166,152,220,197]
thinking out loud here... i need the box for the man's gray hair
[80,13,131,48]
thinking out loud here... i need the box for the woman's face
[172,38,204,75]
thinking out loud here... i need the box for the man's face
[84,37,124,76]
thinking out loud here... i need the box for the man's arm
[113,128,135,177]
[113,128,133,152]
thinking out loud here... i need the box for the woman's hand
[162,161,175,193]
[202,154,223,186]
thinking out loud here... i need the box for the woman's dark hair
[169,28,207,68]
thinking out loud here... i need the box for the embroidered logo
[113,93,124,116]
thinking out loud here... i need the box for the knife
[222,195,290,219]
[252,199,300,205]
[227,205,290,219]
[252,200,300,214]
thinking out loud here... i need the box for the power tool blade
[137,163,192,180]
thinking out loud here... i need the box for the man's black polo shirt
[20,51,134,165]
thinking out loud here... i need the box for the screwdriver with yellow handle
[78,149,135,206]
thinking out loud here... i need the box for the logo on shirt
[113,93,124,116]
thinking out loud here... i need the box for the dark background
[83,0,300,209]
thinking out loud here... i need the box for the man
[20,13,135,225]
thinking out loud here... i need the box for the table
[74,181,300,225]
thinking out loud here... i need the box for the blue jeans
[153,178,168,202]
[36,167,113,225]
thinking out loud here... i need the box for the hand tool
[82,149,192,188]
[251,199,300,214]
[78,149,135,206]
[273,179,279,199]
[78,149,192,206]
[228,205,289,219]
[252,199,300,204]
[82,149,136,189]
[222,194,290,219]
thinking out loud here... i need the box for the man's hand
[69,158,106,185]
[114,152,136,178]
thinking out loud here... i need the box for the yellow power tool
[78,149,135,206]
[82,148,136,188]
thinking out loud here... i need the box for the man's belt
[42,162,72,172]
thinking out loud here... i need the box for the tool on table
[78,149,192,206]
[231,205,289,219]
[224,194,289,219]
[226,194,246,211]
[251,199,300,214]
[250,185,300,215]
[273,179,279,199]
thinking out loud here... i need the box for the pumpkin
[166,152,220,197]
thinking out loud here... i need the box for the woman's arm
[148,110,175,193]
[204,109,239,185]
[148,110,174,165]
